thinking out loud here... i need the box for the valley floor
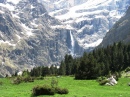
[0,76,130,97]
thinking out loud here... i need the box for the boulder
[128,83,130,86]
[106,76,117,86]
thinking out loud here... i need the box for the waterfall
[70,30,75,56]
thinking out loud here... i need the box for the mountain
[0,0,76,76]
[39,0,87,12]
[0,0,130,76]
[99,6,130,47]
[47,0,130,51]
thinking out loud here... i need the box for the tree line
[24,42,130,79]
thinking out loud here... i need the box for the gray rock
[128,83,130,86]
[106,76,117,86]
[99,6,130,48]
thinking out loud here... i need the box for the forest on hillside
[25,42,130,80]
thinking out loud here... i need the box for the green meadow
[0,76,130,97]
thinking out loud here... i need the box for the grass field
[0,76,130,97]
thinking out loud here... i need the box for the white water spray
[70,30,75,56]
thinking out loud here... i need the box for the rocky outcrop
[0,0,130,76]
[99,6,130,48]
[0,0,69,76]
[40,0,87,12]
[106,76,117,86]
[49,0,130,51]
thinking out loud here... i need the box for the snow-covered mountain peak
[48,0,130,49]
[0,0,67,76]
[6,0,21,4]
[0,0,130,76]
[50,0,129,21]
[0,0,23,11]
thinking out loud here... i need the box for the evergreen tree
[59,61,66,75]
[50,65,58,75]
[65,54,73,75]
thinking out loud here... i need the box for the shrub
[125,67,130,72]
[34,76,44,80]
[97,76,109,85]
[0,81,3,85]
[99,79,109,85]
[32,85,55,96]
[51,77,58,88]
[32,85,42,96]
[97,76,107,82]
[32,77,69,96]
[114,72,121,81]
[55,87,69,94]
[42,85,55,95]
[22,76,34,82]
[12,77,22,84]
[32,85,69,96]
[12,76,34,84]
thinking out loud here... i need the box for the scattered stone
[128,83,130,86]
[106,76,117,86]
[105,83,111,86]
[17,71,23,76]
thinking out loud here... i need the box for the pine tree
[59,61,66,75]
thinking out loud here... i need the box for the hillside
[48,0,130,50]
[0,77,130,97]
[0,0,130,76]
[0,0,70,76]
[99,6,130,47]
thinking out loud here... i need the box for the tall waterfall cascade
[70,30,75,56]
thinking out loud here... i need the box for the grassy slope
[0,76,130,97]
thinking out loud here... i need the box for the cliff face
[49,0,130,51]
[99,6,130,48]
[39,0,87,12]
[0,0,65,76]
[0,0,130,76]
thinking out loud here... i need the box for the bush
[0,81,3,85]
[32,85,69,96]
[97,76,107,82]
[125,67,130,72]
[12,76,34,84]
[110,72,121,81]
[34,76,44,80]
[22,76,34,82]
[12,77,22,84]
[99,79,109,85]
[55,87,69,94]
[51,77,58,88]
[97,76,109,85]
[32,85,55,96]
[32,77,69,96]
